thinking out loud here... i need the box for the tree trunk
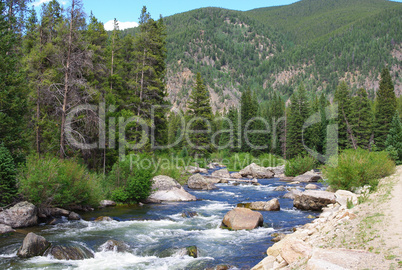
[60,0,75,159]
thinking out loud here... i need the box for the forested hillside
[122,0,402,111]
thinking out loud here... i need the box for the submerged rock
[45,245,94,260]
[188,174,216,190]
[95,216,114,222]
[17,232,51,258]
[181,211,198,218]
[294,190,336,211]
[99,239,129,252]
[221,207,263,230]
[173,246,198,258]
[0,201,38,228]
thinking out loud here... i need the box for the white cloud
[104,20,139,31]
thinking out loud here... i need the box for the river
[0,171,321,270]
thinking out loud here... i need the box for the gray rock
[181,211,198,218]
[293,170,322,183]
[239,163,274,179]
[274,185,287,191]
[266,165,285,177]
[0,201,38,228]
[221,207,263,230]
[0,224,15,234]
[147,175,196,203]
[188,174,216,190]
[248,198,280,211]
[151,175,182,191]
[100,200,116,207]
[174,246,198,258]
[45,245,94,260]
[17,232,51,258]
[38,207,70,218]
[305,184,319,190]
[230,172,242,179]
[99,239,129,252]
[283,189,302,199]
[294,190,337,211]
[68,212,81,221]
[211,169,231,179]
[335,190,358,207]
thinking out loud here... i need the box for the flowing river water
[0,170,322,270]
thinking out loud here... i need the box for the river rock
[45,245,94,260]
[68,212,81,221]
[188,174,216,190]
[293,170,322,183]
[274,185,287,191]
[271,233,286,242]
[0,201,38,228]
[305,184,319,190]
[95,216,114,222]
[250,255,276,270]
[266,165,285,177]
[280,238,312,265]
[186,166,200,174]
[283,189,302,199]
[174,246,198,258]
[99,239,129,252]
[17,232,51,258]
[248,198,280,211]
[221,207,263,230]
[147,175,196,203]
[38,207,70,218]
[182,211,198,218]
[211,168,230,178]
[239,163,274,179]
[230,172,242,179]
[294,190,337,211]
[0,224,15,234]
[100,200,116,207]
[335,190,358,207]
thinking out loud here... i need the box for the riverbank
[252,165,402,270]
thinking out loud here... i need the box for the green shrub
[106,154,153,203]
[0,144,17,206]
[322,149,395,191]
[18,155,103,208]
[285,155,316,177]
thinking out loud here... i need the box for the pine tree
[187,72,213,157]
[0,143,16,206]
[0,0,27,162]
[240,88,258,152]
[374,68,397,150]
[385,112,402,164]
[334,81,356,150]
[286,83,310,159]
[351,88,373,149]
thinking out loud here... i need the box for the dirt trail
[381,165,402,262]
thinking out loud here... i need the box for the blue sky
[31,0,402,30]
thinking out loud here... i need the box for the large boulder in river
[147,175,196,203]
[283,189,302,199]
[248,198,280,211]
[266,165,285,177]
[188,174,216,190]
[0,201,38,228]
[17,232,51,258]
[211,168,230,179]
[221,207,263,230]
[44,245,94,260]
[239,163,274,179]
[294,190,336,211]
[293,170,322,183]
[100,200,116,207]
